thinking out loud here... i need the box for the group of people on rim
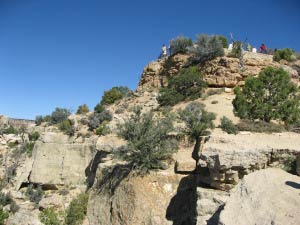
[159,40,270,60]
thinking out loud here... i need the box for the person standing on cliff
[162,44,167,58]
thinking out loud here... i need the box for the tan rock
[219,168,300,225]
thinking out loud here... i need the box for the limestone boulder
[219,168,300,225]
[87,164,192,225]
[14,132,97,188]
[7,208,42,225]
[96,135,127,153]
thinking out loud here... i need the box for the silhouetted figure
[260,44,267,54]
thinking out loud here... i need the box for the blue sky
[0,0,300,119]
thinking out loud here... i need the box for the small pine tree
[233,67,300,125]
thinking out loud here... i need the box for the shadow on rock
[85,151,108,190]
[285,181,300,189]
[166,174,197,225]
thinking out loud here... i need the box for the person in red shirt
[260,44,267,54]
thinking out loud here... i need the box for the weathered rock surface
[137,52,299,92]
[7,208,42,225]
[87,163,195,225]
[200,130,300,190]
[219,168,300,225]
[14,132,97,189]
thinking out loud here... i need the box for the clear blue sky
[1,0,299,119]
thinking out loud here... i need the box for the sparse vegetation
[219,116,238,134]
[188,34,224,64]
[233,67,300,125]
[39,207,61,225]
[236,120,286,133]
[169,35,193,55]
[0,208,9,225]
[158,66,206,106]
[217,35,228,48]
[2,125,18,135]
[273,48,295,62]
[50,108,71,125]
[101,86,131,105]
[29,132,40,142]
[58,119,75,136]
[76,104,90,115]
[88,109,112,130]
[179,102,215,167]
[26,184,43,207]
[282,156,297,174]
[95,121,111,136]
[117,107,178,174]
[64,193,88,225]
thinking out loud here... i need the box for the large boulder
[87,163,193,225]
[7,208,42,225]
[219,168,300,225]
[14,132,97,188]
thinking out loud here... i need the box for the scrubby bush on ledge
[76,104,90,115]
[236,120,286,133]
[170,35,193,55]
[117,107,178,174]
[188,34,224,64]
[88,109,112,131]
[233,67,300,125]
[101,86,131,105]
[158,66,206,106]
[273,48,296,62]
[219,116,238,134]
[217,35,228,48]
[64,193,88,225]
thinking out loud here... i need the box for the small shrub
[64,193,88,225]
[88,110,112,130]
[217,35,228,48]
[35,115,44,126]
[273,48,295,62]
[233,67,300,124]
[219,116,238,134]
[205,88,224,97]
[95,122,111,136]
[228,41,243,58]
[80,117,89,125]
[169,35,193,55]
[158,66,206,106]
[0,208,9,225]
[76,104,89,115]
[211,100,218,104]
[58,120,75,136]
[179,102,215,165]
[117,108,178,174]
[0,192,12,206]
[26,142,35,156]
[236,120,285,133]
[94,103,105,113]
[50,108,71,125]
[2,126,18,135]
[188,34,224,64]
[10,200,19,213]
[101,86,130,105]
[29,132,40,142]
[26,184,43,207]
[39,207,61,225]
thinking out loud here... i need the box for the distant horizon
[1,0,300,119]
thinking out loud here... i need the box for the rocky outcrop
[7,208,42,225]
[137,52,299,92]
[218,168,300,225]
[137,54,190,92]
[200,131,300,191]
[87,165,188,225]
[15,132,97,189]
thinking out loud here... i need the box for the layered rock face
[15,132,97,189]
[137,52,299,92]
[219,168,300,225]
